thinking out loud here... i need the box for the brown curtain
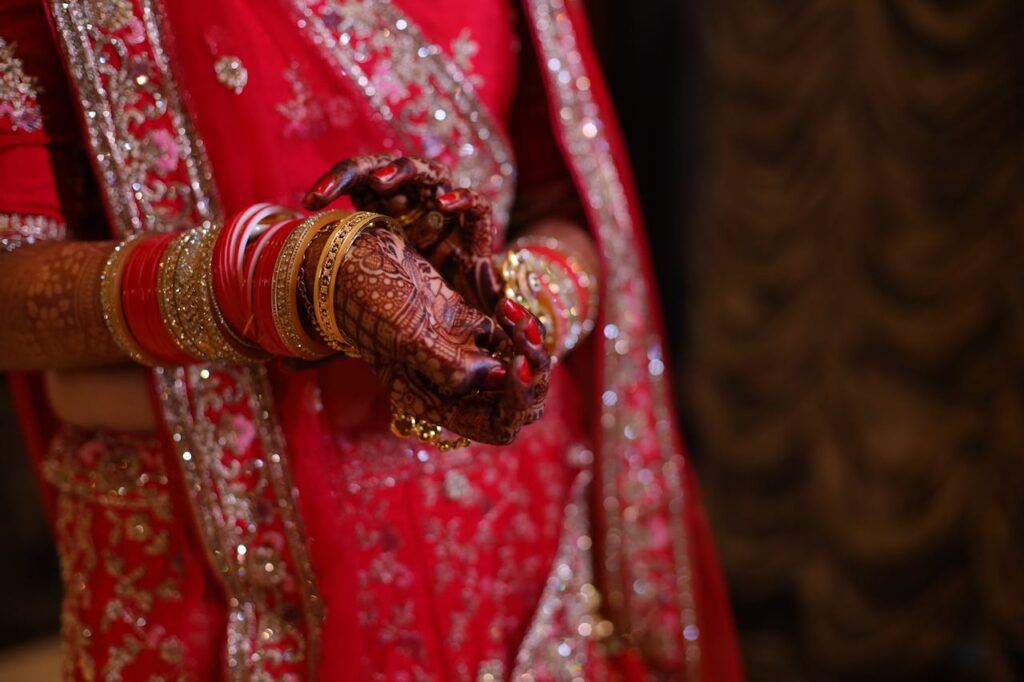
[687,1,1024,680]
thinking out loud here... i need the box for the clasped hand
[303,155,550,445]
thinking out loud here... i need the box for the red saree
[0,0,741,679]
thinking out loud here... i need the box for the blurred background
[2,1,1023,680]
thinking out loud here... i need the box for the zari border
[512,469,601,679]
[48,1,323,678]
[285,0,516,227]
[522,0,701,674]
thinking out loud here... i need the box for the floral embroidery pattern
[0,37,43,133]
[44,430,188,681]
[214,55,249,94]
[276,62,354,138]
[289,0,516,230]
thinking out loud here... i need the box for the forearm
[0,241,126,371]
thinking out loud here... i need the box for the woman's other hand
[303,155,503,313]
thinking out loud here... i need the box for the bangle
[122,233,190,365]
[501,235,598,356]
[160,228,206,361]
[197,224,269,362]
[212,203,300,344]
[99,235,161,366]
[310,212,388,355]
[250,220,297,357]
[271,210,349,360]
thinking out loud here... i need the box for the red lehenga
[1,0,742,679]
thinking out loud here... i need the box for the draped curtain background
[685,1,1024,680]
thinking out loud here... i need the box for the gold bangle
[99,235,161,366]
[271,210,348,360]
[501,236,599,356]
[311,211,394,355]
[157,230,202,361]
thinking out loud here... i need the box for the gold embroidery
[45,430,187,681]
[49,0,323,677]
[214,55,248,94]
[0,213,68,251]
[0,37,43,133]
[525,0,701,672]
[288,0,516,230]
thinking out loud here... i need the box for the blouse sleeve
[1,1,105,250]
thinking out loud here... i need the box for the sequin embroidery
[0,37,43,133]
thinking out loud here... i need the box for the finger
[303,153,395,209]
[437,188,494,258]
[369,156,453,194]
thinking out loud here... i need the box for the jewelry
[310,211,396,355]
[390,408,471,452]
[99,235,161,365]
[500,235,598,357]
[271,210,347,360]
[122,232,189,365]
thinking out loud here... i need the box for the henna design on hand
[307,226,551,445]
[303,155,503,313]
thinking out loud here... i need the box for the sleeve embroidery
[0,37,43,133]
[0,213,69,251]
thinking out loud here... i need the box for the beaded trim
[0,213,68,251]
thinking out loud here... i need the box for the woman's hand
[316,225,549,445]
[303,155,503,313]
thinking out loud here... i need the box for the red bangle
[212,204,301,345]
[122,233,190,365]
[250,221,297,356]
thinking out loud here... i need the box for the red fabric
[1,0,743,678]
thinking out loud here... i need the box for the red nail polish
[438,191,459,206]
[517,360,532,384]
[483,365,507,390]
[524,318,542,345]
[309,177,335,196]
[373,164,398,182]
[501,298,527,322]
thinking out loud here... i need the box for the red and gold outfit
[1,0,742,680]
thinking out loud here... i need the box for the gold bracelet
[390,408,471,452]
[311,211,396,355]
[271,210,348,360]
[99,235,161,366]
[157,230,202,361]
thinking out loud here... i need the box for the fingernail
[524,318,542,345]
[483,365,507,390]
[373,164,398,182]
[517,359,532,384]
[438,191,459,207]
[309,176,335,196]
[501,298,527,323]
